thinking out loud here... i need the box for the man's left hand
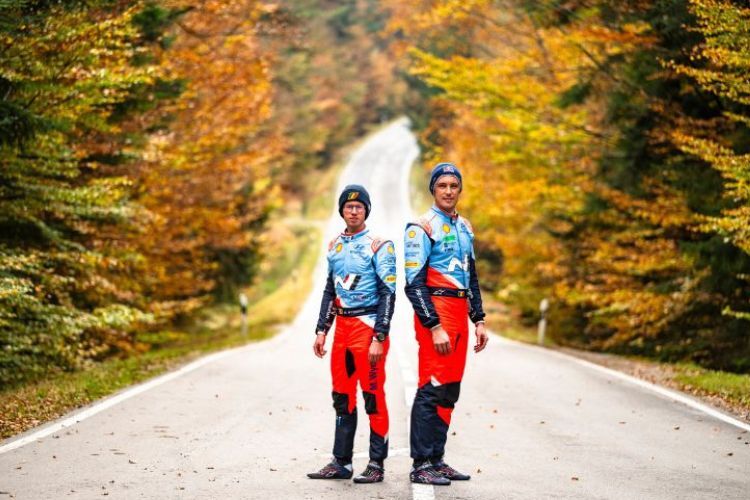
[474,322,488,353]
[369,338,384,364]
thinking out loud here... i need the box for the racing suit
[316,228,397,464]
[404,206,485,462]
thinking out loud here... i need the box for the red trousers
[411,296,469,460]
[330,316,389,462]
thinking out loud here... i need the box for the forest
[1,0,749,391]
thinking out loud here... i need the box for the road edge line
[0,347,243,455]
[496,335,750,432]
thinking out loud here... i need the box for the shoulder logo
[408,230,416,238]
[385,275,396,283]
[442,223,450,234]
[335,242,343,253]
[387,245,394,254]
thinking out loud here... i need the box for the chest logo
[335,243,343,253]
[443,224,450,234]
[448,257,468,272]
[335,274,361,290]
[408,230,416,238]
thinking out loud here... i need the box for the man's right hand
[313,332,327,358]
[431,325,451,355]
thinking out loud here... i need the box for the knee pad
[362,391,378,414]
[332,391,354,416]
[435,382,461,408]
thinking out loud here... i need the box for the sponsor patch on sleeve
[385,275,397,283]
[405,261,420,268]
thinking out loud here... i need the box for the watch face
[376,333,386,342]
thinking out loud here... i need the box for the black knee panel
[332,391,354,416]
[436,382,461,408]
[362,391,378,414]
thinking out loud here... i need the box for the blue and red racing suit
[404,206,485,462]
[316,228,397,463]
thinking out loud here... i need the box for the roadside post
[239,293,248,337]
[538,298,549,346]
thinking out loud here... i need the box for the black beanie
[338,184,371,219]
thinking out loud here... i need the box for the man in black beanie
[308,184,397,483]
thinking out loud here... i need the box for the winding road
[1,118,749,499]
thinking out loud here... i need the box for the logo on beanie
[347,192,360,201]
[442,165,455,173]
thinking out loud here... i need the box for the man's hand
[313,332,327,358]
[368,338,384,364]
[431,325,452,355]
[474,322,488,353]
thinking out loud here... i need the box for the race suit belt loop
[428,287,469,299]
[335,305,379,317]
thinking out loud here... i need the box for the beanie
[428,162,463,194]
[338,184,371,219]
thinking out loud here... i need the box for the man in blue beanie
[404,162,488,485]
[308,184,397,484]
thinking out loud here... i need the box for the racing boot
[353,461,385,483]
[307,460,353,479]
[432,459,471,480]
[409,461,450,485]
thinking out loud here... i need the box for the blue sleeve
[403,224,440,329]
[372,241,397,335]
[315,260,337,334]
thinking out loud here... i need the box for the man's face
[342,200,366,231]
[433,175,461,213]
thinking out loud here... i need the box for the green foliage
[0,1,178,387]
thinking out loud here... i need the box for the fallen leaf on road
[571,477,579,481]
[476,468,482,473]
[270,468,277,471]
[674,426,680,430]
[129,459,136,464]
[727,453,733,457]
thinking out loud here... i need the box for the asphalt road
[1,118,749,500]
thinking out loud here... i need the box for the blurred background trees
[1,0,748,387]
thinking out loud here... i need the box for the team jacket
[404,206,485,329]
[315,228,397,336]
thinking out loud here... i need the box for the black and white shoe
[409,462,450,485]
[432,460,471,480]
[307,461,353,479]
[353,461,384,483]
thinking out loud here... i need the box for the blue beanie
[338,184,371,219]
[429,162,463,194]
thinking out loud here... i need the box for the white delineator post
[239,292,249,337]
[538,298,549,346]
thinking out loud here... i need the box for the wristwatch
[374,332,386,342]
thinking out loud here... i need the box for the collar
[341,227,369,241]
[431,205,459,223]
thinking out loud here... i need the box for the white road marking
[392,129,436,500]
[0,348,240,455]
[498,336,750,432]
